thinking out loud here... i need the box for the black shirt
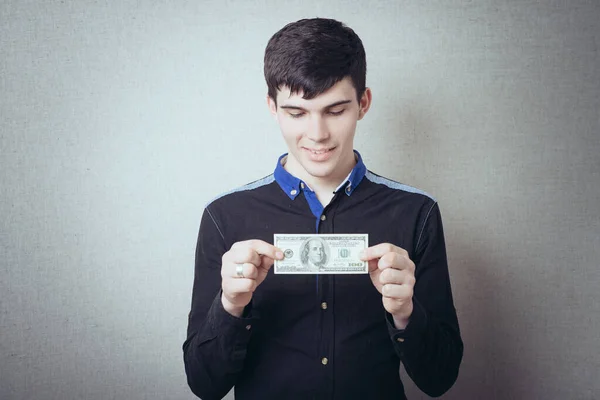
[183,152,463,400]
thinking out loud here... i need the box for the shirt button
[345,185,351,193]
[300,182,305,189]
[246,325,252,330]
[290,189,297,196]
[396,337,404,343]
[320,215,326,221]
[321,357,328,365]
[321,302,328,310]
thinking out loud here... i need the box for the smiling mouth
[305,147,334,154]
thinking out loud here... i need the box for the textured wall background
[1,1,599,399]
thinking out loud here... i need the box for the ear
[266,95,278,120]
[357,87,372,120]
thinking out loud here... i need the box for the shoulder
[361,170,439,225]
[205,174,276,211]
[363,170,436,202]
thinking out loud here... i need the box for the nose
[306,115,329,142]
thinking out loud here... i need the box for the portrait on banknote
[300,237,330,271]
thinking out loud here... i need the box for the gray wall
[1,1,598,399]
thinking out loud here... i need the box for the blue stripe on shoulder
[364,171,436,202]
[206,174,275,207]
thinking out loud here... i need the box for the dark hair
[264,18,366,105]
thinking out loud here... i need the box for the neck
[284,152,356,206]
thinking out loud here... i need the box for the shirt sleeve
[385,201,463,397]
[183,207,257,400]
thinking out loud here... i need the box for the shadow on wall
[384,102,536,399]
[445,241,536,400]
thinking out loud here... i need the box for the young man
[183,18,463,400]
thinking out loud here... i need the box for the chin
[300,155,340,174]
[302,164,336,179]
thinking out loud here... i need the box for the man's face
[308,240,325,265]
[268,77,371,183]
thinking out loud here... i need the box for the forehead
[308,239,323,247]
[276,77,357,108]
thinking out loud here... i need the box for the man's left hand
[360,243,415,330]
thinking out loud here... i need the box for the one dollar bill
[274,234,369,274]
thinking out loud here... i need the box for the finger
[232,262,258,280]
[231,246,262,267]
[228,240,284,265]
[222,245,256,270]
[259,256,276,272]
[379,267,414,285]
[378,252,415,272]
[379,266,399,285]
[382,283,413,299]
[247,239,284,261]
[367,259,379,273]
[224,277,258,295]
[359,243,408,261]
[221,254,259,279]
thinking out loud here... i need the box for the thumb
[255,256,275,286]
[367,259,379,273]
[259,255,276,273]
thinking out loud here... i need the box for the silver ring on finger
[235,263,245,278]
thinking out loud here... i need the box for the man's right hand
[221,240,284,317]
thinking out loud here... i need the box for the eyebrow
[280,100,352,111]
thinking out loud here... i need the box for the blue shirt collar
[274,150,367,200]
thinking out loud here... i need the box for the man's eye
[289,112,305,118]
[328,109,345,116]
